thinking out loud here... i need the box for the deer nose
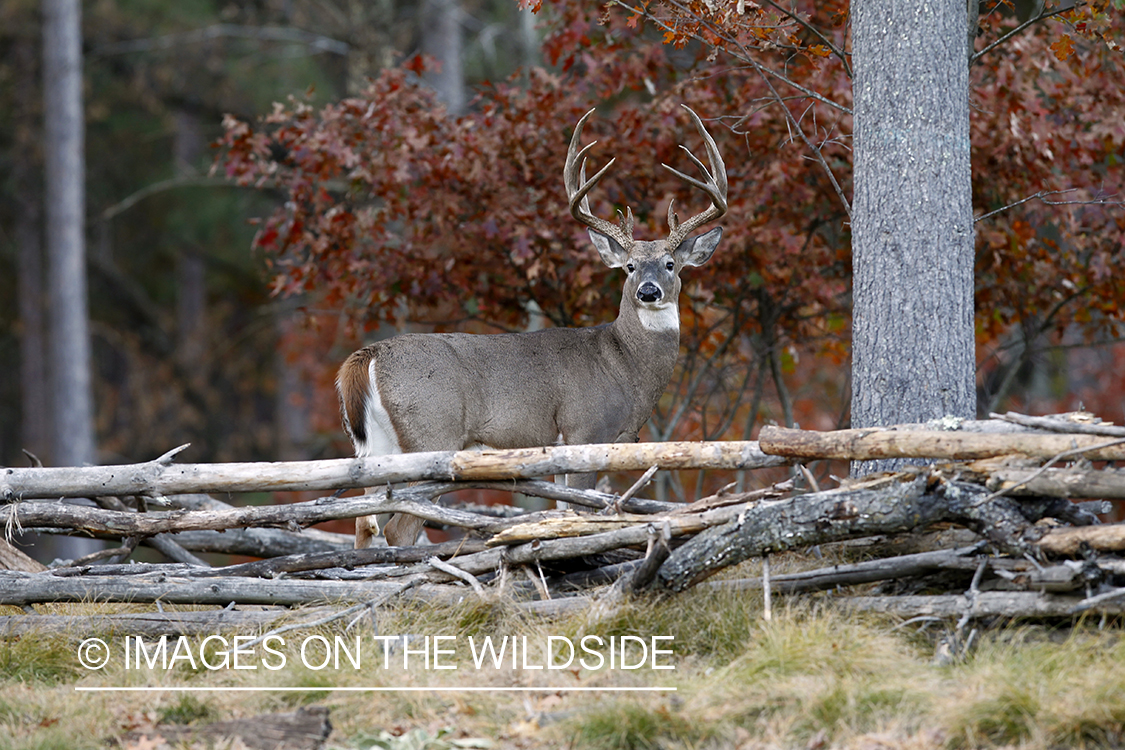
[637,282,663,303]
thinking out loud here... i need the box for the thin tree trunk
[13,33,50,463]
[42,0,95,468]
[421,0,465,115]
[850,0,976,475]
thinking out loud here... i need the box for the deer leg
[355,505,380,549]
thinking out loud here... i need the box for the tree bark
[42,0,96,468]
[0,440,785,499]
[653,477,1053,592]
[759,425,1125,462]
[850,0,976,475]
[421,0,465,115]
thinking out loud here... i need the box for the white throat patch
[637,304,680,332]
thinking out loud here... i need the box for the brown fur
[337,346,375,444]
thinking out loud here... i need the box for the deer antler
[663,105,728,250]
[564,108,635,250]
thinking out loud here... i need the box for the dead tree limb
[0,608,330,637]
[653,476,1062,592]
[1,441,785,500]
[1037,523,1125,556]
[842,591,1125,618]
[0,570,463,607]
[758,425,1125,461]
[991,411,1125,437]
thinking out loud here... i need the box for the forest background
[2,0,1124,560]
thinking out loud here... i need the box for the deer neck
[609,295,681,391]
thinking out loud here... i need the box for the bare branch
[970,5,1078,66]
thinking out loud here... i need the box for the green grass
[0,575,1122,749]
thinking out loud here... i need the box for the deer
[337,105,728,548]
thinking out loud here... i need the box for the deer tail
[336,346,376,446]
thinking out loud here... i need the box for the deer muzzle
[636,282,663,304]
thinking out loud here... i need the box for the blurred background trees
[2,1,1123,518]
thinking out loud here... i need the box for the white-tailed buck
[338,105,727,547]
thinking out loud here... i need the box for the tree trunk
[421,0,465,115]
[13,33,50,463]
[850,0,976,474]
[42,0,95,468]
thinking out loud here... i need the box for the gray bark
[42,0,99,562]
[421,0,465,115]
[850,0,976,474]
[43,0,95,468]
[0,440,784,499]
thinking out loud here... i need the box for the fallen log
[1,441,785,500]
[842,591,1125,618]
[986,466,1125,500]
[1037,523,1125,555]
[759,425,1125,461]
[0,570,464,607]
[653,476,1068,592]
[0,608,318,637]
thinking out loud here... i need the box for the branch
[92,24,350,57]
[974,189,1124,223]
[970,5,1077,66]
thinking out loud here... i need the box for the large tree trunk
[850,0,976,474]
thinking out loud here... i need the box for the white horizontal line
[75,686,676,692]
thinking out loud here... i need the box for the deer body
[338,106,727,547]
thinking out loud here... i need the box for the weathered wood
[206,539,489,578]
[0,570,464,606]
[0,537,46,572]
[759,425,1125,461]
[0,608,318,637]
[123,706,331,750]
[842,591,1125,618]
[654,477,1057,592]
[987,466,1125,500]
[7,485,503,536]
[705,545,986,593]
[1037,523,1125,555]
[992,410,1125,437]
[1,441,785,500]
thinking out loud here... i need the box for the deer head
[563,105,728,327]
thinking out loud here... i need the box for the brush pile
[2,411,1124,635]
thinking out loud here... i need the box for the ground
[1,554,1122,750]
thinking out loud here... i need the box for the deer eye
[626,263,635,273]
[666,261,675,271]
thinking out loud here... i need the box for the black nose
[637,282,662,303]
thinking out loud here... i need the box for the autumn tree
[219,1,1124,493]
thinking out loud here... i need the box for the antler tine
[662,105,728,249]
[564,108,634,249]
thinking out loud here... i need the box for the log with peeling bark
[652,476,1087,592]
[758,425,1125,461]
[1,441,784,500]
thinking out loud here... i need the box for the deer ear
[673,226,722,267]
[588,229,629,268]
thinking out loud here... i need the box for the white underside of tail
[354,360,403,458]
[637,304,680,332]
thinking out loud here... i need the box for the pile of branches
[2,412,1124,635]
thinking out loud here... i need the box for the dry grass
[1,571,1122,750]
